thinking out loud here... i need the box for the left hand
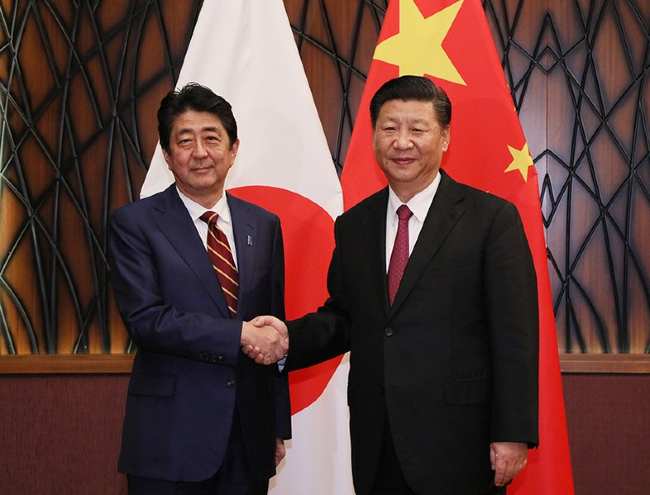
[275,438,286,466]
[490,441,528,486]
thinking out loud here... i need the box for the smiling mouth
[391,157,416,165]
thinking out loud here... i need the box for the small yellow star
[504,143,534,182]
[373,0,466,85]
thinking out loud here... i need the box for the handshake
[240,315,288,365]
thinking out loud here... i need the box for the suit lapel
[364,189,391,317]
[228,193,255,318]
[388,172,467,319]
[151,185,229,315]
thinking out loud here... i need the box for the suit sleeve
[286,217,352,371]
[484,202,539,446]
[269,218,291,439]
[109,208,241,366]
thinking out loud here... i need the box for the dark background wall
[0,0,648,494]
[2,374,649,495]
[562,375,650,494]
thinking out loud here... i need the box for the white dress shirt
[176,187,238,268]
[385,172,441,272]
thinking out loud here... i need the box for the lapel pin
[247,234,253,246]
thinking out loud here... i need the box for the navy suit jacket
[109,185,290,483]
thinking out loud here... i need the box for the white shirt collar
[387,172,441,223]
[175,187,232,226]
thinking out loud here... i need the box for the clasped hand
[240,315,288,365]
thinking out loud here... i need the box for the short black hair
[369,75,451,128]
[157,83,238,151]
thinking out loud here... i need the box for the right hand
[240,316,288,365]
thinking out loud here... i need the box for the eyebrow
[381,117,432,126]
[176,126,222,134]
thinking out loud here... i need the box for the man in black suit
[110,83,290,495]
[251,76,538,494]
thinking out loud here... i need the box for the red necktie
[200,211,239,316]
[387,205,413,305]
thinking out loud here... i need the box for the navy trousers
[127,412,269,495]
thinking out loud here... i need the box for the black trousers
[371,420,506,495]
[127,412,268,495]
[371,420,416,495]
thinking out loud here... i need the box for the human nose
[192,140,208,158]
[393,129,413,150]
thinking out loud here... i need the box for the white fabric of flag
[141,1,341,220]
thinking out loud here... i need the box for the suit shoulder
[226,194,280,223]
[336,188,387,225]
[111,191,164,225]
[453,180,515,214]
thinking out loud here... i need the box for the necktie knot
[397,205,412,222]
[200,211,218,226]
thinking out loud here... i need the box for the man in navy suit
[110,83,290,495]
[252,76,538,494]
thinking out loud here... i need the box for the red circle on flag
[229,185,344,414]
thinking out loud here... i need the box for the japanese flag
[141,1,353,494]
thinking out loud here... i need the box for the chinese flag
[341,1,575,494]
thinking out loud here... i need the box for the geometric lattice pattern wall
[0,1,203,354]
[485,0,649,353]
[0,0,647,356]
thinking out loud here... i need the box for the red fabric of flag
[341,1,574,493]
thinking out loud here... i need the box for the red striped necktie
[200,211,239,317]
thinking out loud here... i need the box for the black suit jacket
[109,185,290,483]
[288,171,538,495]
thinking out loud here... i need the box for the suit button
[385,327,393,337]
[217,355,224,361]
[226,379,236,387]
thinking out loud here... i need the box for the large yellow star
[505,143,534,182]
[373,0,466,85]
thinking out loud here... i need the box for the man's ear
[441,127,450,151]
[230,139,240,158]
[162,149,172,169]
